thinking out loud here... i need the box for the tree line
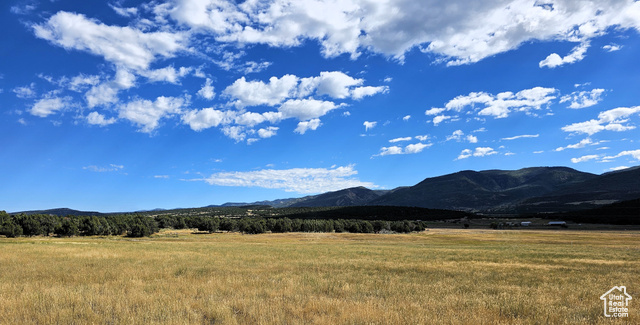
[1,211,427,238]
[0,212,157,238]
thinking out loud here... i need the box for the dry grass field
[0,229,638,324]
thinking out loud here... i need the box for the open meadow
[1,229,638,324]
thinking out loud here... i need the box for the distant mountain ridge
[9,166,640,216]
[10,208,104,216]
[218,166,639,214]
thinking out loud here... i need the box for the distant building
[521,221,532,227]
[547,221,567,226]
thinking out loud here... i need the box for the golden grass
[0,229,638,324]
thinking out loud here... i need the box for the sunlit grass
[1,229,638,324]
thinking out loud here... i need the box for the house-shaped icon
[600,286,632,317]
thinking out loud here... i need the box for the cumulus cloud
[161,0,640,65]
[223,71,385,109]
[258,126,279,138]
[539,42,590,68]
[197,78,215,100]
[140,66,192,84]
[86,111,117,126]
[181,108,235,131]
[425,107,445,116]
[560,88,605,109]
[363,121,377,131]
[33,11,187,71]
[502,134,539,140]
[224,74,298,108]
[403,115,411,121]
[118,96,186,133]
[446,130,478,143]
[432,115,452,125]
[30,96,71,117]
[456,147,498,160]
[197,165,376,193]
[444,87,557,118]
[13,83,36,98]
[294,119,322,134]
[377,142,431,156]
[279,99,341,121]
[85,69,136,108]
[351,86,389,100]
[561,106,640,135]
[571,154,600,163]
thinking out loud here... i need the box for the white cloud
[446,130,465,141]
[432,115,451,125]
[118,96,186,133]
[86,111,117,126]
[30,96,71,117]
[561,106,640,135]
[363,121,377,131]
[109,4,138,17]
[33,11,187,71]
[351,86,389,100]
[389,137,412,143]
[182,108,235,131]
[425,107,445,115]
[446,130,477,143]
[378,146,403,156]
[602,44,622,52]
[140,66,192,84]
[571,154,600,163]
[559,88,605,109]
[221,125,247,142]
[294,119,322,134]
[85,69,136,108]
[609,166,629,171]
[197,78,215,100]
[539,42,590,68]
[310,71,363,98]
[405,143,430,154]
[473,147,498,157]
[456,147,498,160]
[466,135,478,143]
[258,126,279,138]
[437,87,557,119]
[83,164,124,172]
[13,83,36,98]
[162,0,640,65]
[377,142,431,156]
[502,134,539,140]
[279,99,340,121]
[403,115,411,121]
[602,150,640,161]
[224,75,298,108]
[415,135,429,141]
[223,71,384,109]
[554,138,593,151]
[197,165,376,193]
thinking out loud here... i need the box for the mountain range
[218,166,640,214]
[10,166,640,216]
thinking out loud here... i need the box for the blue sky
[1,0,640,212]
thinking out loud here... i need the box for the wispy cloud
[83,164,124,172]
[502,134,539,141]
[194,165,376,193]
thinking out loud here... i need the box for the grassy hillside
[1,230,637,324]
